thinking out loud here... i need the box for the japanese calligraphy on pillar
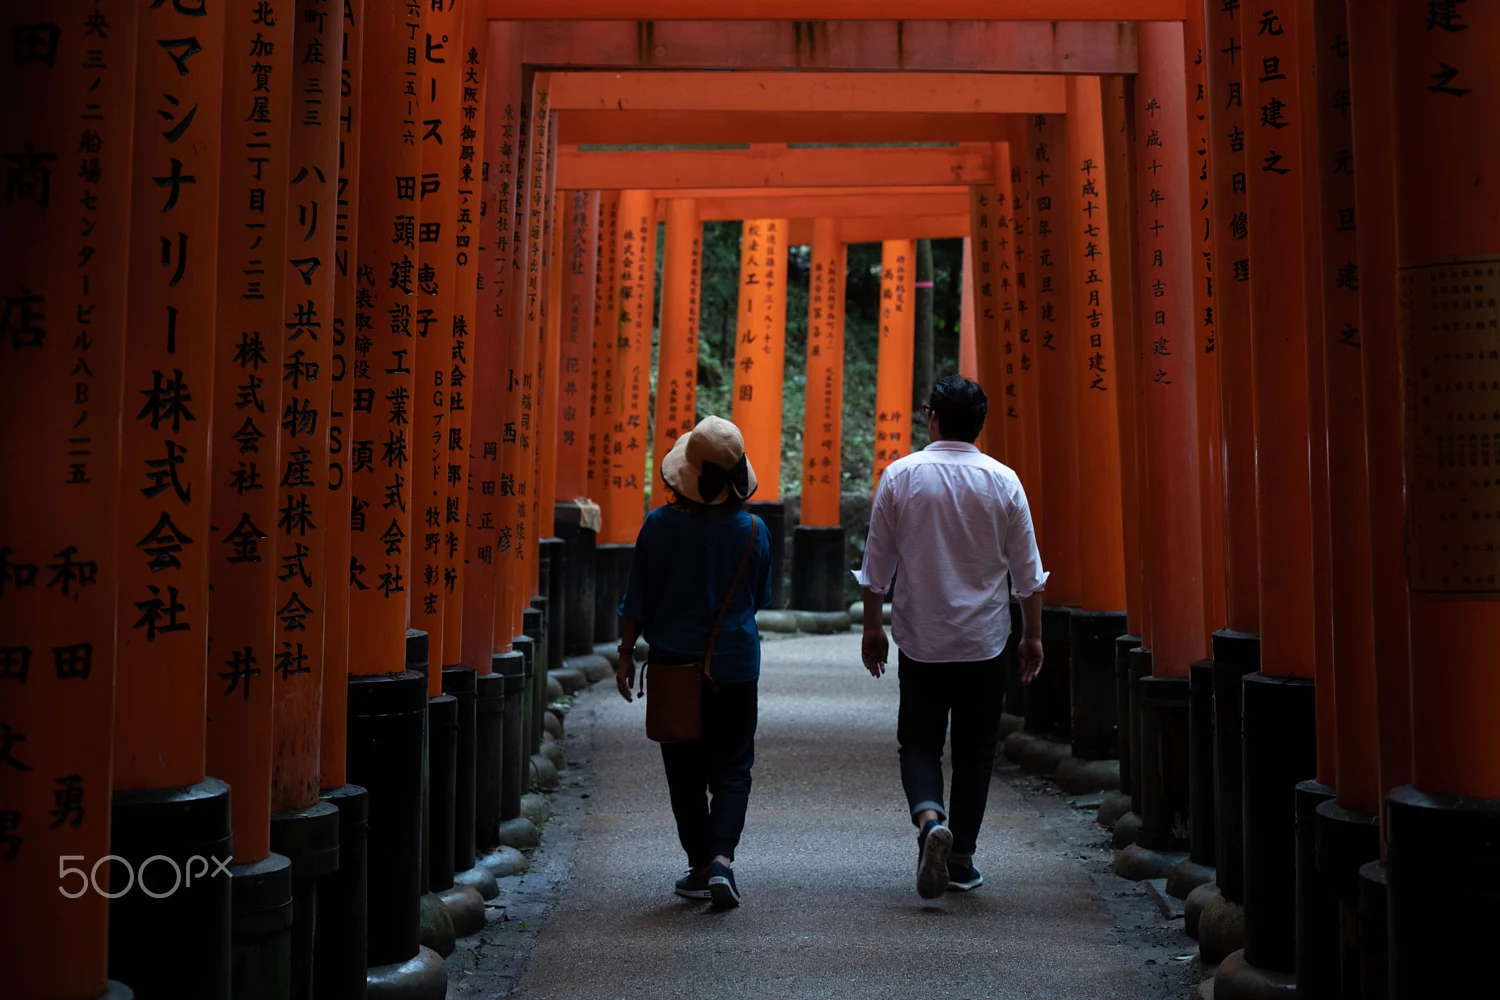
[588,191,620,502]
[652,199,701,509]
[1068,96,1114,396]
[114,0,226,788]
[873,241,916,493]
[607,188,656,532]
[730,218,788,503]
[206,0,296,860]
[412,0,461,681]
[1185,5,1216,357]
[1315,0,1359,357]
[1396,1,1500,595]
[554,190,599,503]
[271,0,342,810]
[0,4,136,991]
[348,1,422,676]
[443,0,486,667]
[995,144,1021,426]
[459,20,519,668]
[322,0,362,788]
[802,218,845,526]
[967,184,1006,459]
[1137,77,1191,390]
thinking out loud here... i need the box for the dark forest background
[643,223,966,501]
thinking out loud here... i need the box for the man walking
[855,375,1046,899]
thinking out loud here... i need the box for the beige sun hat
[659,415,759,506]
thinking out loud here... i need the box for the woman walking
[615,415,773,908]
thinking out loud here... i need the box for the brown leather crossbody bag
[638,517,759,744]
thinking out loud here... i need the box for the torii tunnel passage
[0,4,1490,999]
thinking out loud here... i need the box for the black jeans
[660,678,758,868]
[897,650,1007,857]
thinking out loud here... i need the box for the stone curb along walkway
[449,633,1195,999]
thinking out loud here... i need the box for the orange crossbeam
[519,21,1138,74]
[556,143,993,189]
[788,214,969,244]
[550,71,1065,113]
[492,2,1183,20]
[559,111,1014,145]
[690,193,970,222]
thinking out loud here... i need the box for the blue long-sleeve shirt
[617,505,773,684]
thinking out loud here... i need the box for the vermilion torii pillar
[109,1,231,993]
[792,218,849,616]
[1196,0,1261,967]
[1007,116,1044,548]
[1048,78,1129,802]
[1387,7,1500,995]
[959,237,978,380]
[0,5,136,997]
[206,1,296,988]
[872,240,917,496]
[553,189,602,659]
[314,6,369,996]
[587,190,622,644]
[732,218,791,610]
[595,188,657,632]
[652,198,702,508]
[968,181,1010,464]
[1115,22,1210,887]
[1345,4,1409,988]
[991,140,1027,485]
[1297,0,1381,993]
[345,4,445,994]
[1216,3,1320,997]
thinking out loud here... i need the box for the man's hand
[862,626,889,678]
[1019,636,1044,685]
[615,657,636,702]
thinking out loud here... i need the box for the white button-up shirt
[853,440,1048,664]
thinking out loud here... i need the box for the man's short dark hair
[928,375,987,443]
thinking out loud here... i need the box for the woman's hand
[615,656,636,702]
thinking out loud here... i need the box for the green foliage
[644,222,966,503]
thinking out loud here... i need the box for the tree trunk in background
[913,239,935,415]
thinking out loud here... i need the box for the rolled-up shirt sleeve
[1004,479,1049,600]
[853,471,900,595]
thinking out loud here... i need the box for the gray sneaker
[916,819,953,899]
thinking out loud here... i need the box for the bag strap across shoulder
[702,515,759,683]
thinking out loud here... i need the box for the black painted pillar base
[554,502,598,657]
[542,537,567,673]
[1295,780,1339,997]
[513,631,537,768]
[109,778,233,998]
[473,666,504,849]
[1358,861,1388,1000]
[1314,799,1379,999]
[1138,674,1191,853]
[1239,673,1317,979]
[313,784,367,1000]
[347,671,427,971]
[442,666,488,898]
[526,600,548,712]
[1028,606,1075,739]
[496,651,526,822]
[791,525,846,611]
[269,801,339,1000]
[522,607,545,756]
[747,500,786,609]
[229,853,293,1000]
[1069,609,1127,759]
[1127,646,1151,818]
[1110,638,1140,815]
[427,693,458,893]
[593,543,632,643]
[1388,784,1500,999]
[1167,659,1218,899]
[1213,630,1261,905]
